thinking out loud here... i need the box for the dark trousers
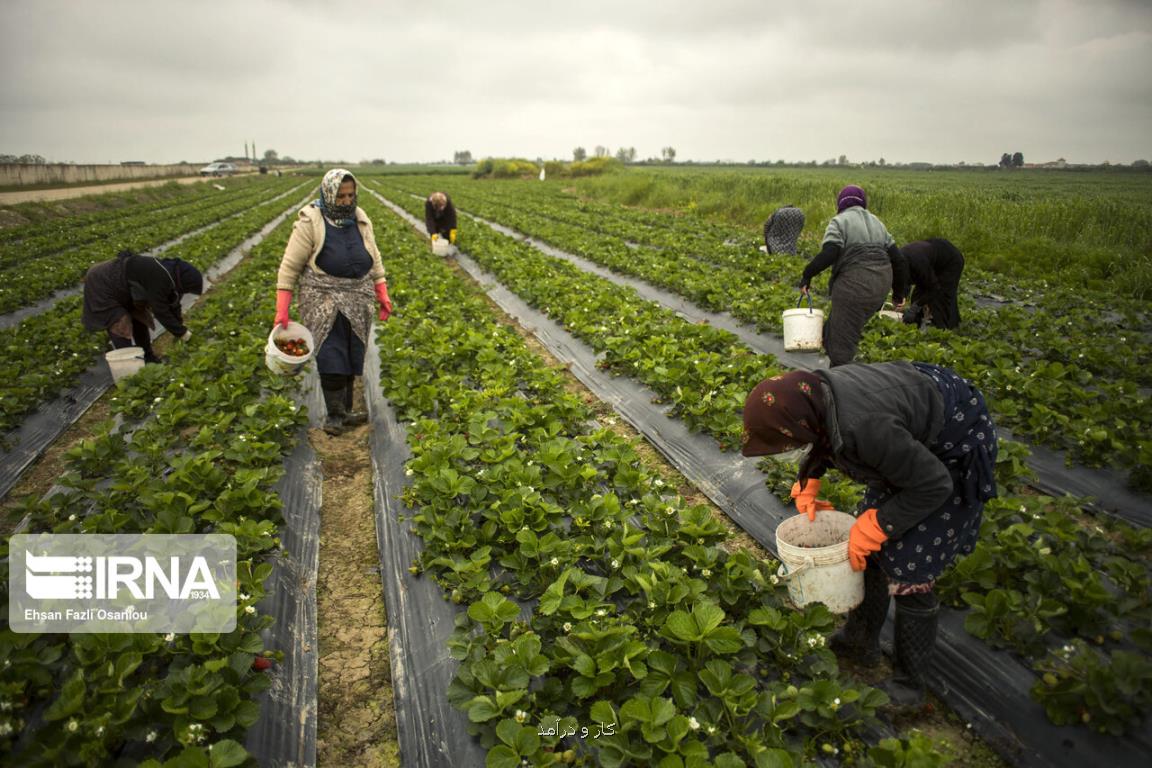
[913,254,964,329]
[824,264,891,366]
[108,319,155,358]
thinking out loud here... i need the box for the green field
[525,166,1152,298]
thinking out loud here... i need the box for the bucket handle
[795,293,814,314]
[776,560,813,582]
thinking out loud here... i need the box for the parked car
[200,162,238,177]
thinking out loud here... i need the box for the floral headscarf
[741,371,827,456]
[317,168,358,227]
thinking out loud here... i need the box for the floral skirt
[865,363,998,590]
[298,270,374,376]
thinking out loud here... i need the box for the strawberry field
[0,167,1149,767]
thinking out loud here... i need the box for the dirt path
[0,176,212,205]
[311,391,400,768]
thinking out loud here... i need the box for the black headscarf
[160,258,204,296]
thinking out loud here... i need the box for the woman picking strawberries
[741,361,998,708]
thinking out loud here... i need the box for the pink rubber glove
[275,290,292,329]
[374,282,393,322]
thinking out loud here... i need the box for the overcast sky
[2,0,1150,166]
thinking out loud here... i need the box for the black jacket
[82,253,188,337]
[808,362,949,538]
[900,239,965,329]
[424,196,457,236]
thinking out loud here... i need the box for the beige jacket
[276,204,387,291]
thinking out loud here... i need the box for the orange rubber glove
[790,479,836,522]
[847,508,888,572]
[275,290,292,329]
[374,282,393,322]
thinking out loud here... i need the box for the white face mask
[770,444,813,464]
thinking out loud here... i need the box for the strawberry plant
[371,175,1152,489]
[366,179,1152,739]
[0,181,313,436]
[0,207,311,765]
[0,177,304,313]
[358,191,931,765]
[1032,641,1152,735]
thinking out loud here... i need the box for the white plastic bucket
[775,510,864,614]
[432,238,455,256]
[265,321,315,376]
[782,295,824,351]
[105,347,145,383]
[878,302,903,321]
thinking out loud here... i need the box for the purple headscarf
[836,185,867,213]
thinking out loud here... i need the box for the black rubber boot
[133,320,161,363]
[830,565,890,666]
[883,592,939,709]
[343,376,368,427]
[321,383,348,436]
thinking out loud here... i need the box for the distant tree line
[999,152,1025,168]
[0,154,48,164]
[570,146,675,163]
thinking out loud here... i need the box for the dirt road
[0,176,213,205]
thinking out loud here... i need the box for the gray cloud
[1,0,1149,164]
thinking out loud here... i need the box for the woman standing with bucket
[798,186,908,366]
[741,362,998,708]
[274,169,393,435]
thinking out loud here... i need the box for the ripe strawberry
[252,656,273,671]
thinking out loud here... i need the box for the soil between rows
[310,394,400,768]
